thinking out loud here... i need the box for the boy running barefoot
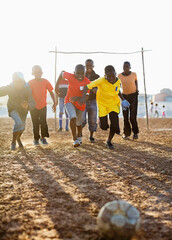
[83,65,130,149]
[0,72,35,150]
[55,64,90,147]
[28,65,56,145]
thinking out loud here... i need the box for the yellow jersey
[87,77,121,117]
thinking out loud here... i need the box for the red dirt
[0,118,172,240]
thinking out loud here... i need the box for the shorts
[65,102,84,126]
[98,103,120,117]
[9,110,26,133]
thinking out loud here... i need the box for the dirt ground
[0,118,172,240]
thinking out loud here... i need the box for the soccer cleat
[106,141,114,150]
[34,139,39,146]
[89,137,95,143]
[65,128,69,131]
[58,128,63,132]
[40,138,48,145]
[77,137,82,144]
[73,139,80,147]
[11,143,16,150]
[133,134,138,140]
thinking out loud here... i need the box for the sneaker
[73,139,80,147]
[11,143,16,150]
[77,137,82,144]
[34,139,39,146]
[40,138,48,145]
[58,128,63,132]
[89,137,95,143]
[133,134,138,140]
[106,141,114,150]
[122,134,130,140]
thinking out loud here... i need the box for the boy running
[118,62,139,140]
[55,64,90,147]
[28,65,56,145]
[82,59,100,142]
[0,72,35,150]
[83,65,130,149]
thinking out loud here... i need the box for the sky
[0,0,171,94]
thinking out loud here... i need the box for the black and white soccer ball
[97,200,141,240]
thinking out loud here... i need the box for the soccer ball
[97,200,141,240]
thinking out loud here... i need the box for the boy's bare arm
[0,85,10,97]
[118,91,125,100]
[49,91,56,112]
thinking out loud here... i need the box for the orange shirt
[28,78,53,109]
[118,72,137,95]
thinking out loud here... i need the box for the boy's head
[85,59,94,73]
[32,65,43,79]
[12,72,25,90]
[74,64,85,81]
[123,61,131,74]
[104,65,117,84]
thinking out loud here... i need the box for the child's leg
[87,99,97,139]
[70,118,77,140]
[30,108,40,140]
[65,103,77,140]
[17,131,23,147]
[17,114,27,147]
[108,111,120,143]
[76,109,84,138]
[129,93,139,135]
[123,94,131,137]
[65,111,69,131]
[81,107,87,129]
[59,97,64,129]
[9,111,25,149]
[99,115,109,131]
[39,107,49,139]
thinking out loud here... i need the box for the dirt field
[0,118,172,240]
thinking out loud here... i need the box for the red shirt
[28,78,53,109]
[63,72,90,111]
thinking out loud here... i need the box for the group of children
[150,102,166,118]
[0,60,139,150]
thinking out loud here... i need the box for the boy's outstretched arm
[0,85,10,97]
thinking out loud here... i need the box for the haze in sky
[0,0,171,94]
